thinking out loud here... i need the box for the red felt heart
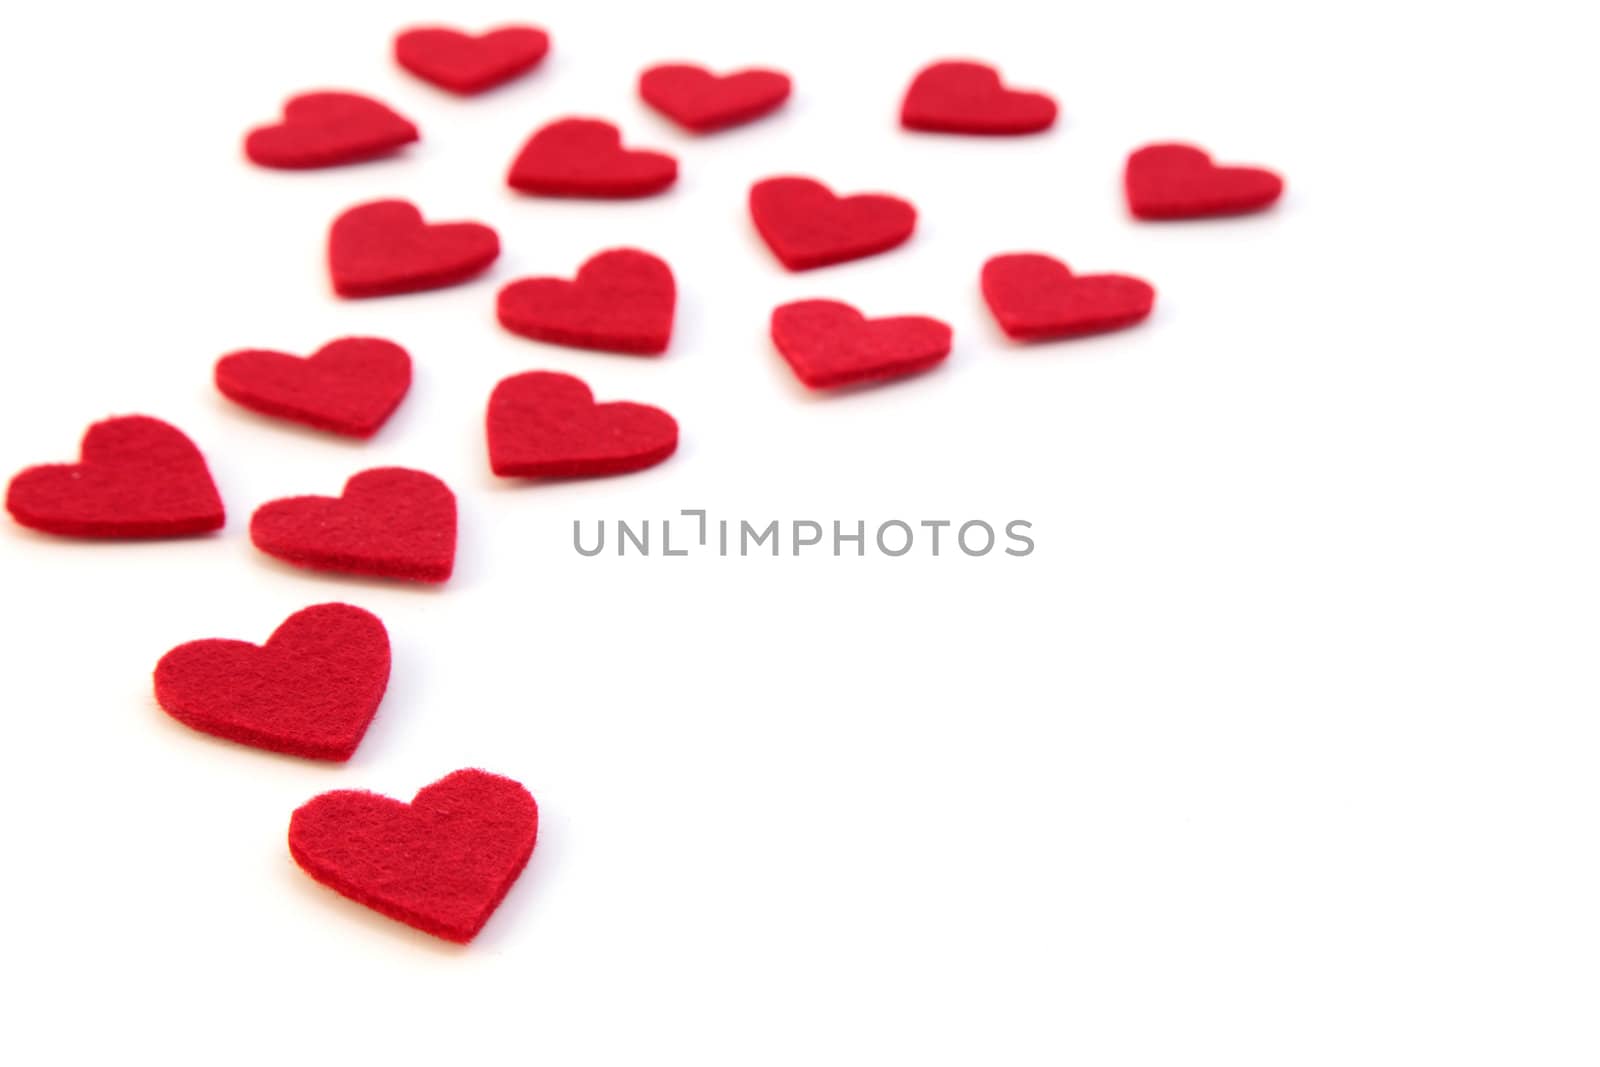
[497,248,675,355]
[215,337,411,438]
[6,416,224,539]
[900,60,1057,135]
[394,25,550,95]
[154,604,390,762]
[981,254,1155,341]
[244,91,418,170]
[327,199,499,298]
[1125,143,1284,220]
[770,299,952,389]
[251,467,457,582]
[749,176,916,271]
[289,769,539,943]
[487,371,678,479]
[507,118,678,198]
[638,63,791,132]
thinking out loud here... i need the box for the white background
[3,0,1597,1062]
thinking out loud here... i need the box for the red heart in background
[487,371,678,478]
[770,299,952,389]
[215,337,412,438]
[154,603,391,761]
[507,118,678,197]
[497,248,676,355]
[250,467,457,582]
[981,253,1155,341]
[748,176,916,271]
[638,63,792,132]
[6,416,224,539]
[394,25,550,95]
[1125,143,1284,220]
[244,91,418,170]
[900,60,1057,135]
[289,769,539,943]
[328,199,499,298]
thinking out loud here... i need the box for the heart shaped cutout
[639,63,791,132]
[215,337,411,438]
[395,25,549,95]
[981,253,1155,341]
[749,176,916,271]
[900,60,1057,135]
[771,299,952,389]
[507,118,677,198]
[487,371,678,478]
[244,91,418,170]
[328,199,500,299]
[497,248,676,355]
[1125,143,1284,220]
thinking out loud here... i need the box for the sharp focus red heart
[497,248,676,355]
[215,337,411,438]
[770,299,952,389]
[487,371,678,478]
[507,118,678,198]
[749,176,916,271]
[900,61,1057,135]
[981,253,1156,341]
[638,63,792,132]
[394,25,550,95]
[327,199,500,298]
[244,91,418,169]
[1124,143,1284,220]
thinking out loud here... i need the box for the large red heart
[394,25,550,95]
[900,61,1057,135]
[6,416,224,539]
[154,603,390,761]
[327,199,500,299]
[981,254,1156,341]
[507,118,678,198]
[244,91,418,170]
[215,337,411,438]
[497,248,675,355]
[1125,143,1284,220]
[289,769,539,943]
[748,176,916,271]
[487,371,678,478]
[250,467,457,582]
[638,63,791,132]
[770,299,951,389]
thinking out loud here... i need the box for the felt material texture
[638,63,792,132]
[215,337,411,438]
[154,604,390,762]
[507,118,677,198]
[328,199,500,298]
[394,25,550,95]
[6,416,224,539]
[244,91,418,170]
[487,371,678,478]
[749,177,916,271]
[497,248,675,355]
[1125,143,1285,220]
[251,467,457,582]
[900,61,1057,134]
[981,253,1156,341]
[289,769,538,943]
[770,299,952,389]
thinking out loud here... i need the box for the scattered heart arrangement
[3,24,1283,944]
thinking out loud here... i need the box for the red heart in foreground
[328,199,500,299]
[155,604,390,761]
[770,299,952,389]
[251,467,457,582]
[6,416,224,539]
[1125,143,1284,220]
[981,254,1155,341]
[507,118,678,198]
[900,60,1057,135]
[638,63,792,132]
[215,337,411,438]
[289,769,539,943]
[749,176,916,271]
[487,371,678,478]
[394,25,550,95]
[244,91,418,170]
[497,248,676,355]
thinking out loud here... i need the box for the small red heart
[981,254,1155,341]
[244,91,418,170]
[394,25,550,95]
[497,248,675,355]
[638,63,792,132]
[289,769,539,943]
[1125,143,1284,220]
[251,467,457,583]
[771,300,952,389]
[900,60,1057,135]
[487,371,678,479]
[507,118,678,198]
[215,337,411,438]
[328,199,499,298]
[749,176,916,271]
[154,604,390,762]
[6,416,224,539]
